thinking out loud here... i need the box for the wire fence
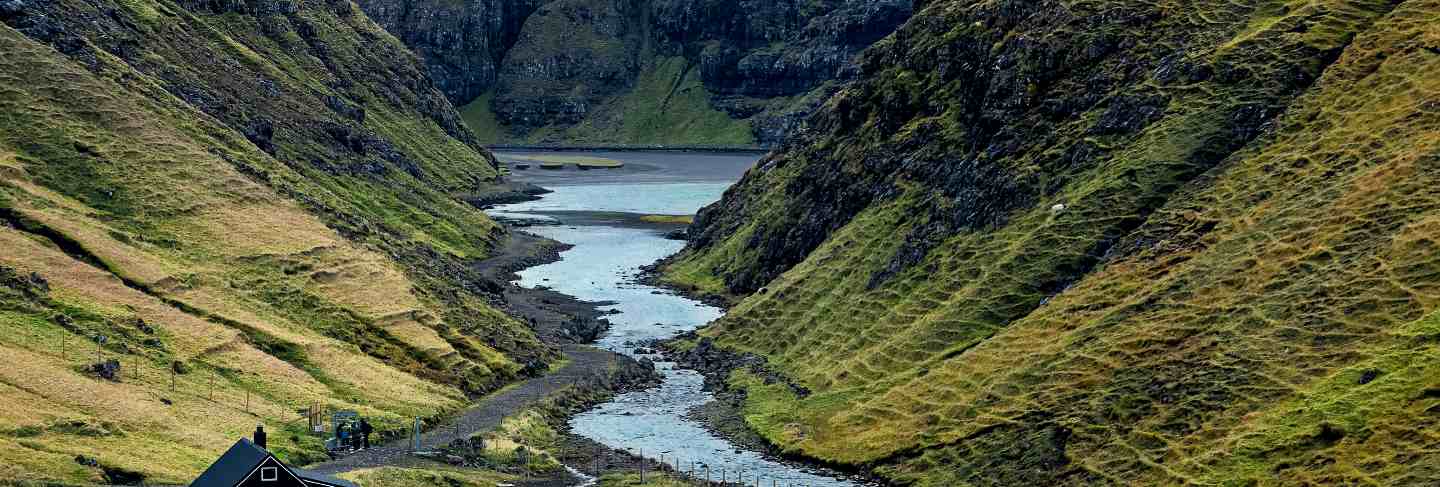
[28,325,845,487]
[26,323,309,428]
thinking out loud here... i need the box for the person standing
[359,418,373,450]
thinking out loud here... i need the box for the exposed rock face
[364,0,913,146]
[682,0,1325,294]
[653,0,913,146]
[490,0,649,133]
[663,0,1440,484]
[355,0,544,103]
[653,0,911,97]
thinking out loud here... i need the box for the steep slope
[364,0,912,147]
[0,0,544,483]
[664,0,1440,484]
[354,0,544,103]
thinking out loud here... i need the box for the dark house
[190,427,356,487]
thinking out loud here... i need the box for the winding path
[305,345,616,475]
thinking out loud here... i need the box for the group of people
[335,418,374,451]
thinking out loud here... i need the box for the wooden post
[639,449,645,484]
[170,365,175,392]
[61,334,66,360]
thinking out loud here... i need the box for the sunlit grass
[664,0,1440,484]
[639,214,693,225]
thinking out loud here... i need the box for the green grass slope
[0,1,546,483]
[543,57,756,147]
[468,56,756,148]
[665,0,1439,484]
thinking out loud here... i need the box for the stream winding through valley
[488,151,858,487]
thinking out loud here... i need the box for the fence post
[170,365,175,392]
[639,449,645,483]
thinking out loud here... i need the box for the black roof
[189,439,356,487]
[190,439,269,487]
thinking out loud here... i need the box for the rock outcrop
[363,0,914,146]
[356,0,544,103]
[662,0,1440,484]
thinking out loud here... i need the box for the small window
[260,467,278,482]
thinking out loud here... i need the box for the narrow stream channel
[488,151,859,487]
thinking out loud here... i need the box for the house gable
[237,457,306,487]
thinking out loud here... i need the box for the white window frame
[260,466,278,482]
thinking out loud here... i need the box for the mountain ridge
[0,0,553,482]
[662,0,1440,484]
[357,0,914,147]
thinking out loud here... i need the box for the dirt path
[306,345,620,475]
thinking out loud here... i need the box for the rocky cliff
[0,0,547,482]
[664,0,1440,484]
[355,0,543,103]
[360,0,913,147]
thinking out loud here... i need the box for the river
[488,151,859,487]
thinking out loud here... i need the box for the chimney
[254,425,267,450]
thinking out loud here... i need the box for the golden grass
[597,472,693,486]
[338,465,514,487]
[0,22,521,484]
[668,0,1440,484]
[15,206,182,287]
[471,409,562,471]
[639,214,694,225]
[184,204,340,258]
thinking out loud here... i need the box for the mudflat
[495,150,761,185]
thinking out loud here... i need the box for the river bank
[483,150,871,487]
[324,149,866,487]
[489,145,769,154]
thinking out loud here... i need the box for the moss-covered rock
[665,0,1440,484]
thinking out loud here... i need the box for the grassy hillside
[530,57,756,147]
[466,57,755,147]
[665,0,1440,484]
[0,0,545,483]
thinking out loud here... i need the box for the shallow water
[490,182,732,222]
[490,152,858,487]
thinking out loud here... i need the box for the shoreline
[476,161,868,485]
[489,145,770,155]
[652,333,891,486]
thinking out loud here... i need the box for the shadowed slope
[664,0,1439,484]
